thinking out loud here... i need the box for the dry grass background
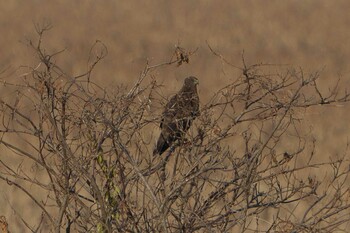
[1,0,350,231]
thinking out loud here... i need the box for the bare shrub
[1,25,350,233]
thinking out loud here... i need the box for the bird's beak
[194,79,199,85]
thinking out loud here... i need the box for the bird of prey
[153,76,200,155]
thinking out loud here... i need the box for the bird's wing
[160,94,178,128]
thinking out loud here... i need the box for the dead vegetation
[1,25,350,233]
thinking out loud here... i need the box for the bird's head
[184,76,199,87]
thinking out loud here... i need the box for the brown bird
[153,76,200,155]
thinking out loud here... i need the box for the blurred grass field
[1,0,350,231]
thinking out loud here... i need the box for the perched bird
[153,76,200,155]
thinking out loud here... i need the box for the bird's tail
[153,135,169,156]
